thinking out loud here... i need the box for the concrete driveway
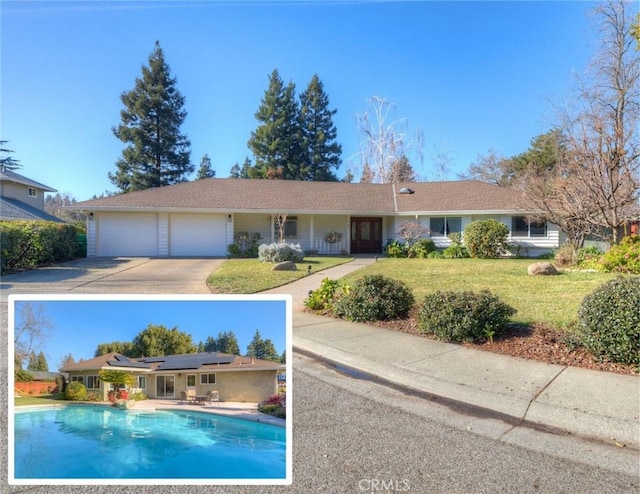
[0,257,226,301]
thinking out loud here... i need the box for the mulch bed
[369,316,638,376]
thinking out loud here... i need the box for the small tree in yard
[464,219,510,259]
[398,221,428,248]
[98,370,135,402]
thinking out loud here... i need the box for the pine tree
[0,140,21,170]
[247,69,302,179]
[216,331,240,355]
[299,74,342,181]
[229,157,253,178]
[196,154,216,180]
[110,41,192,192]
[246,329,279,361]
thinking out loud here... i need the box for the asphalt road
[5,353,638,494]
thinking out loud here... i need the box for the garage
[169,213,227,256]
[97,213,159,256]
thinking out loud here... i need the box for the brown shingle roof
[61,352,283,373]
[72,179,528,214]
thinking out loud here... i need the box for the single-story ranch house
[69,179,561,257]
[61,351,285,403]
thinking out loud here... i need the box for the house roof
[69,178,529,215]
[0,167,57,192]
[0,196,66,222]
[60,351,284,373]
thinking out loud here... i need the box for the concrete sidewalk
[273,257,640,449]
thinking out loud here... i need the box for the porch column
[309,216,315,253]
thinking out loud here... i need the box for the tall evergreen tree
[196,154,216,179]
[246,329,279,362]
[216,331,240,355]
[110,41,192,192]
[247,69,302,179]
[299,74,342,181]
[229,157,253,178]
[0,140,21,170]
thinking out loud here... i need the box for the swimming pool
[13,405,286,480]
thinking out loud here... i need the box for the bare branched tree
[14,302,54,369]
[527,0,639,246]
[356,96,423,183]
[458,148,513,186]
[274,213,289,244]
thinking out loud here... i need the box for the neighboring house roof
[28,371,60,380]
[60,352,284,373]
[0,167,57,192]
[70,179,528,215]
[1,196,65,222]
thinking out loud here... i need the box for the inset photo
[8,294,291,486]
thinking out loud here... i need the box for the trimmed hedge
[0,220,82,273]
[417,289,516,342]
[577,276,640,366]
[333,274,414,322]
[464,219,510,259]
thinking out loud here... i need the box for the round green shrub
[417,290,516,342]
[463,219,510,259]
[577,276,640,366]
[65,381,87,401]
[408,239,436,258]
[333,275,415,322]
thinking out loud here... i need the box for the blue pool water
[14,406,286,480]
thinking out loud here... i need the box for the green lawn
[338,258,617,329]
[207,257,354,293]
[14,394,66,407]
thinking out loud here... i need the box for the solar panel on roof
[153,353,236,370]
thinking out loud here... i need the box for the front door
[351,217,383,254]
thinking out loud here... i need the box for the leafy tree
[298,74,342,181]
[0,140,21,170]
[196,154,216,179]
[110,41,192,192]
[131,324,197,357]
[246,329,280,362]
[248,69,302,180]
[356,96,423,183]
[94,341,135,357]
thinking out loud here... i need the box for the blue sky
[1,1,597,200]
[11,296,289,371]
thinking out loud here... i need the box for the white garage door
[97,213,158,256]
[169,214,226,256]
